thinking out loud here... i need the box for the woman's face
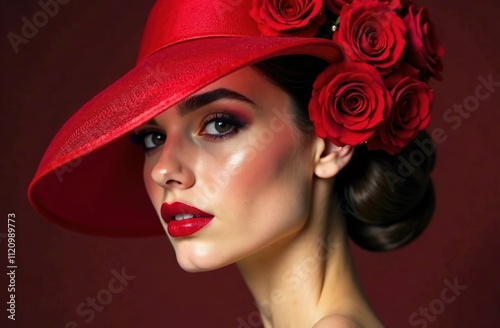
[135,67,319,272]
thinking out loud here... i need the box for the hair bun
[336,131,436,251]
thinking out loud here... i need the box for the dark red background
[1,0,499,327]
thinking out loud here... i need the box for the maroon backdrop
[1,0,499,327]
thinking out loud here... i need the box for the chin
[173,243,233,273]
[175,255,231,273]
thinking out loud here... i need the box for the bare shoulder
[312,314,363,328]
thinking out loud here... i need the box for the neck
[236,179,380,328]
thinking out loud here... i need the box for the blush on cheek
[229,126,303,193]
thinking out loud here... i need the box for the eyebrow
[145,88,256,126]
[178,88,257,116]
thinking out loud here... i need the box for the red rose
[367,76,433,154]
[403,3,444,81]
[324,0,352,15]
[333,0,407,76]
[383,62,420,89]
[250,0,326,37]
[379,0,402,11]
[324,0,401,16]
[309,61,392,147]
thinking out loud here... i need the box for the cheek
[212,126,313,221]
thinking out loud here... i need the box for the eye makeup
[198,111,248,140]
[130,108,250,152]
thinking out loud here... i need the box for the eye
[131,130,166,151]
[200,113,246,139]
[205,120,233,134]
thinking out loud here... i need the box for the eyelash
[130,112,247,151]
[130,129,164,152]
[199,112,247,140]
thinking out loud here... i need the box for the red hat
[28,0,344,236]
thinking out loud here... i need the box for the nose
[150,138,195,189]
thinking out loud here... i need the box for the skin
[135,67,384,328]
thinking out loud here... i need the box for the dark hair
[253,55,435,252]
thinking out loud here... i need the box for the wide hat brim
[28,35,343,237]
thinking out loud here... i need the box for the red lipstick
[161,202,214,237]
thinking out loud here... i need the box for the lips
[161,202,214,237]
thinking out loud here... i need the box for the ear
[312,137,354,179]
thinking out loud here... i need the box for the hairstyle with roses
[250,0,444,251]
[254,55,435,251]
[250,0,444,154]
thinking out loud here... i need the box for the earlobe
[313,138,354,179]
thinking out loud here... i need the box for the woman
[29,0,444,326]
